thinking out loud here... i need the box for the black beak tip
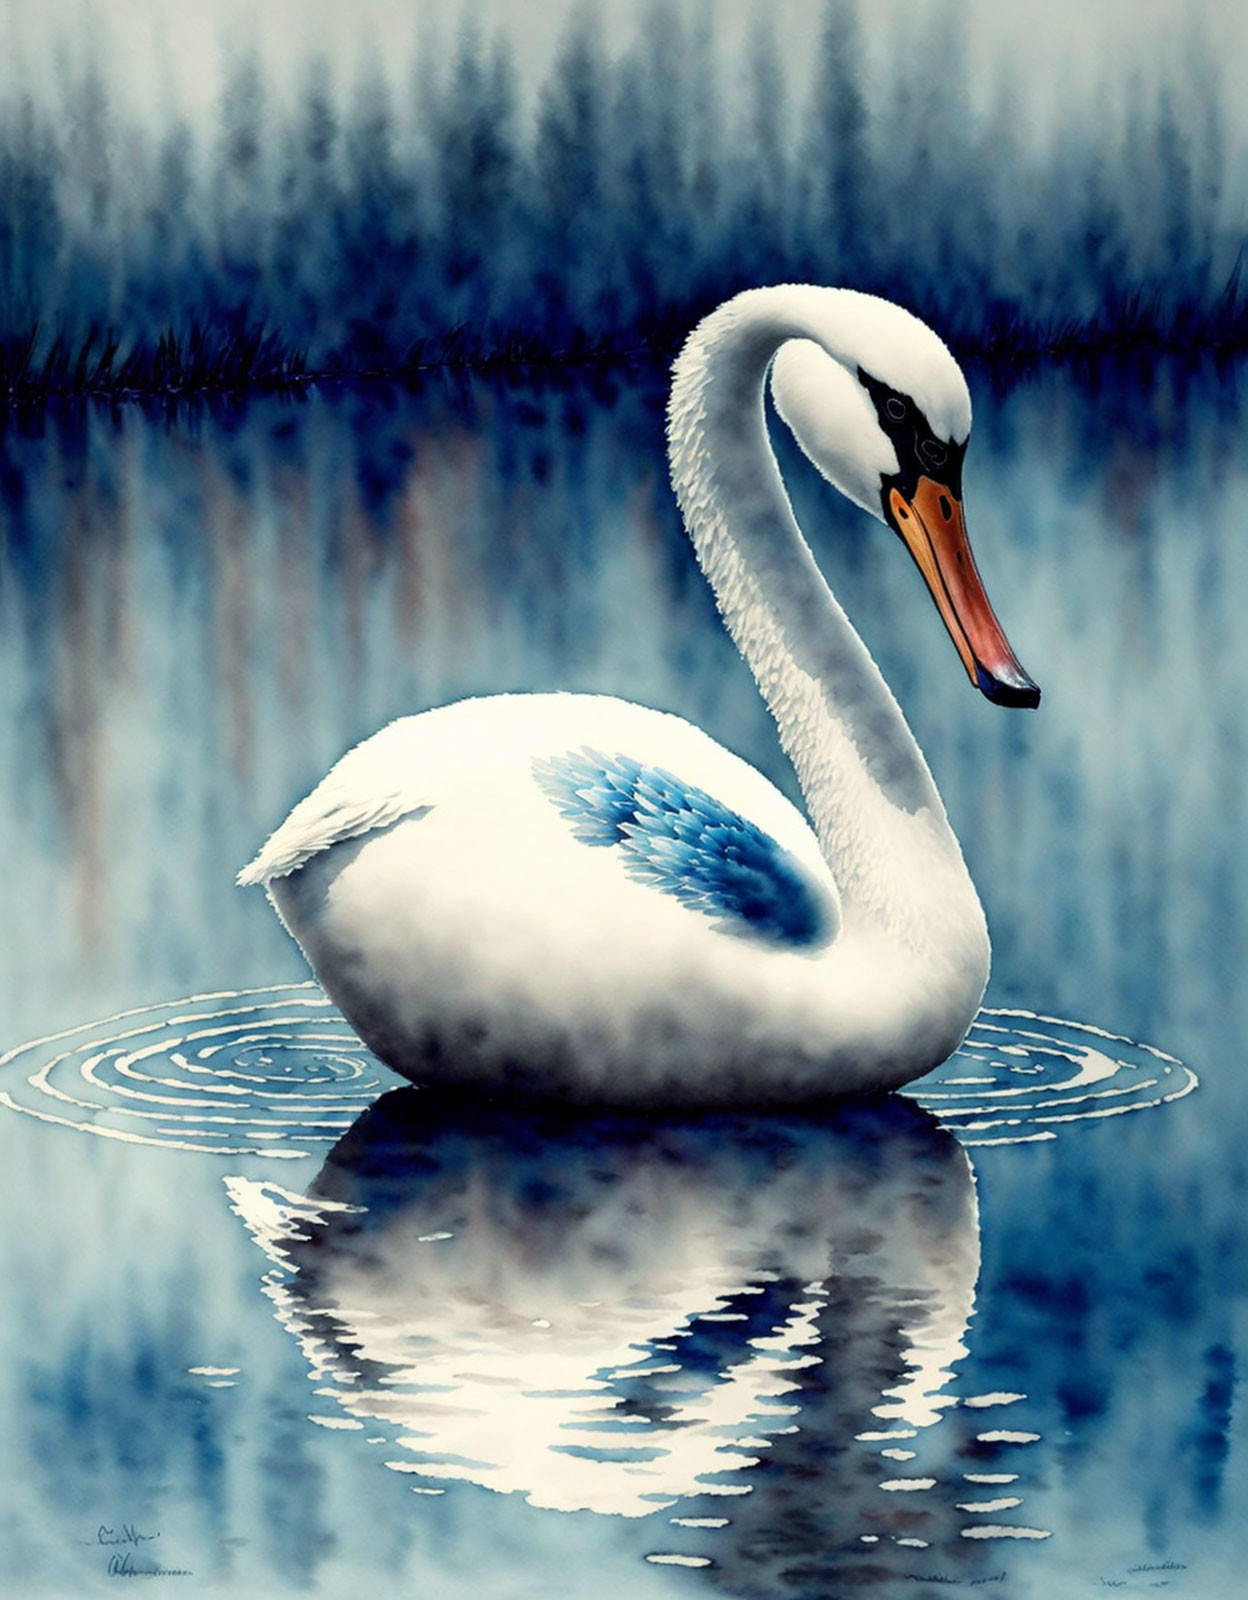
[975,662,1041,709]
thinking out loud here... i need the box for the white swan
[239,286,1038,1105]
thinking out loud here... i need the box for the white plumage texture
[237,722,433,885]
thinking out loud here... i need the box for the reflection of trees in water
[227,1090,1033,1591]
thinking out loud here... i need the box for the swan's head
[770,293,1039,709]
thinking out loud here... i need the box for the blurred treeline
[0,1,1242,400]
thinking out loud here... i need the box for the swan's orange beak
[887,479,1040,708]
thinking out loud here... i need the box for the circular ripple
[0,983,392,1159]
[909,1008,1197,1145]
[0,991,1196,1158]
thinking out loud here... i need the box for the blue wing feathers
[534,748,832,950]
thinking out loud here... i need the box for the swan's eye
[920,439,948,469]
[885,397,907,422]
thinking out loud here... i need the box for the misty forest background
[0,0,1243,403]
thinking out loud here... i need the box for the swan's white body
[241,286,1037,1105]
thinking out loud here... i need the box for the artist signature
[91,1524,192,1578]
[98,1525,160,1549]
[107,1550,192,1578]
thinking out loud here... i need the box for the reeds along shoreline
[0,3,1244,405]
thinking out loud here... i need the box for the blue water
[0,357,1245,1597]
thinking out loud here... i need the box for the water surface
[0,356,1244,1596]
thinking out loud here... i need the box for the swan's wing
[237,726,433,887]
[533,748,836,949]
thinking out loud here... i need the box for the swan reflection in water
[229,1091,1041,1588]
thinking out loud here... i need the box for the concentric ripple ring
[0,983,391,1158]
[909,1008,1197,1145]
[0,986,1196,1157]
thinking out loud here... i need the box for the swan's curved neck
[668,289,976,945]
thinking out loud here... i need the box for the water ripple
[910,1008,1198,1145]
[0,984,388,1158]
[0,987,1195,1157]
